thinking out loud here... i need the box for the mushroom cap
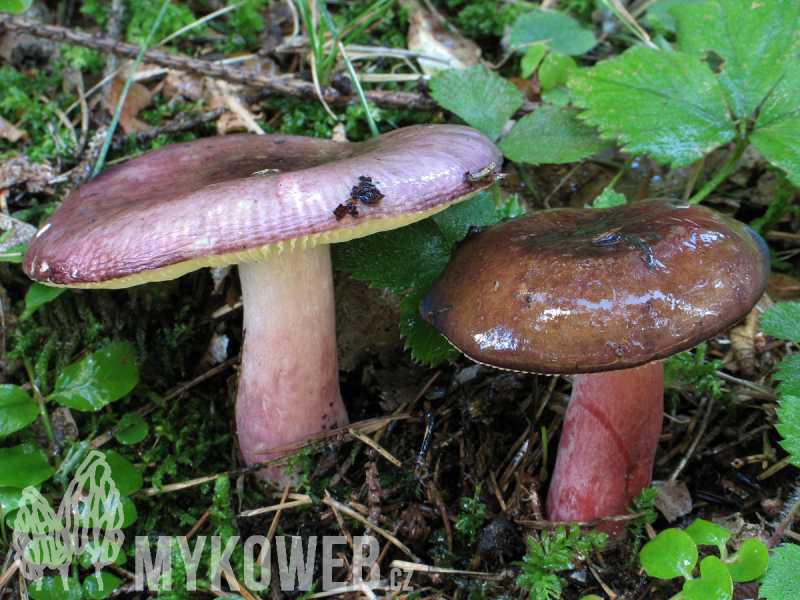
[24,125,502,288]
[421,199,770,374]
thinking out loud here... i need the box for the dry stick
[136,416,410,495]
[0,15,437,112]
[322,493,421,564]
[516,511,648,531]
[669,397,714,482]
[768,491,800,549]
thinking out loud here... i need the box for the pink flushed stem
[546,362,664,537]
[235,244,349,484]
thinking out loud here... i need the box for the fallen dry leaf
[109,76,154,133]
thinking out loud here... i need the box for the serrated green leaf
[775,394,800,468]
[685,518,731,553]
[429,66,524,141]
[431,192,503,245]
[400,287,460,366]
[673,0,800,120]
[0,443,55,488]
[750,60,800,187]
[570,46,736,167]
[0,0,34,14]
[761,302,800,340]
[332,219,451,292]
[332,193,514,366]
[499,106,612,165]
[115,413,148,445]
[645,0,708,35]
[21,283,67,321]
[82,572,123,600]
[640,528,698,580]
[759,543,800,599]
[49,342,139,412]
[683,555,733,600]
[725,538,768,582]
[28,577,84,600]
[773,356,800,398]
[0,384,38,437]
[509,9,597,56]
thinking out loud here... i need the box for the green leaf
[79,541,127,568]
[640,528,698,580]
[749,60,800,188]
[429,66,524,141]
[102,450,143,496]
[645,0,708,35]
[774,394,800,468]
[0,0,34,15]
[49,342,139,412]
[725,538,768,582]
[115,413,148,445]
[21,283,67,321]
[82,572,123,600]
[570,46,736,167]
[761,302,800,341]
[0,443,55,488]
[759,543,800,600]
[685,518,731,555]
[0,243,26,263]
[509,9,597,56]
[683,555,733,600]
[0,384,38,437]
[591,189,627,209]
[521,45,548,78]
[332,193,516,366]
[28,577,84,600]
[673,0,800,120]
[538,52,576,92]
[118,495,138,528]
[499,106,612,165]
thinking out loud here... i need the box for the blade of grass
[338,41,379,138]
[91,0,174,177]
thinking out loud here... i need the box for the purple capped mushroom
[24,125,503,483]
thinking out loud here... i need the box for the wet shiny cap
[421,199,770,374]
[24,125,502,288]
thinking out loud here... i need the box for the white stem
[235,245,348,482]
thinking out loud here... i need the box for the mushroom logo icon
[12,451,125,589]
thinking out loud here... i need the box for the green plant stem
[338,41,379,138]
[23,356,56,447]
[608,155,636,190]
[688,138,748,204]
[91,0,173,178]
[515,162,541,205]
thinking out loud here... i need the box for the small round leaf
[102,450,143,496]
[27,577,83,600]
[82,572,123,600]
[683,555,733,600]
[0,443,55,488]
[115,413,148,445]
[640,528,698,580]
[685,518,731,554]
[0,384,39,437]
[724,538,769,582]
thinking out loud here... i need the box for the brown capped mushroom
[24,125,503,483]
[421,199,769,536]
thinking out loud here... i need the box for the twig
[516,512,648,530]
[669,397,714,481]
[0,15,439,112]
[322,493,421,563]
